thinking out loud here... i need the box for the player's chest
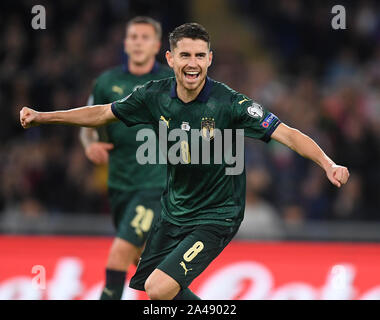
[156,100,231,132]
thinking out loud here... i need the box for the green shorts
[108,188,163,247]
[129,214,240,291]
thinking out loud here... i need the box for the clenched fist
[20,107,40,129]
[326,164,350,188]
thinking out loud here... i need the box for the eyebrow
[179,52,207,56]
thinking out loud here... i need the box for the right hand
[20,107,40,129]
[85,142,114,165]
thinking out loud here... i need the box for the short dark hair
[126,16,162,39]
[169,23,210,50]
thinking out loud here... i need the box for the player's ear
[166,50,174,68]
[208,50,213,67]
[123,37,129,55]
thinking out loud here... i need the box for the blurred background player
[79,16,172,300]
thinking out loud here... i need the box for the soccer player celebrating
[20,23,349,300]
[79,17,172,300]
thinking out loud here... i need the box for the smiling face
[124,23,161,66]
[166,38,213,95]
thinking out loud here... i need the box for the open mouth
[184,71,200,80]
[133,51,143,56]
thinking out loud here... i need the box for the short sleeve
[233,94,281,142]
[111,85,154,127]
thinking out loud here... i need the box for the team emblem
[201,117,215,141]
[247,103,263,119]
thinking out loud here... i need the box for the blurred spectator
[332,173,363,220]
[282,203,305,226]
[238,168,284,239]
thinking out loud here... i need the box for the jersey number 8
[183,241,204,262]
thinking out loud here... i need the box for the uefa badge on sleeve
[247,103,263,119]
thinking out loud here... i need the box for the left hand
[325,164,350,188]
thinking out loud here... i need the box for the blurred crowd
[227,0,380,225]
[0,0,379,225]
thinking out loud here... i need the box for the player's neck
[176,78,206,103]
[128,58,156,76]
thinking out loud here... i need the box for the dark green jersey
[90,62,173,192]
[111,77,281,226]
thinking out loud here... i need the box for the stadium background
[0,0,379,299]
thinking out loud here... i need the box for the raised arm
[20,103,117,129]
[271,123,349,188]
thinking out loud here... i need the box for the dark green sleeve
[111,84,154,126]
[233,94,281,142]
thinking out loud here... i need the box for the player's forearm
[285,127,335,171]
[38,104,114,127]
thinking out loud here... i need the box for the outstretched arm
[271,123,349,187]
[20,103,117,129]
